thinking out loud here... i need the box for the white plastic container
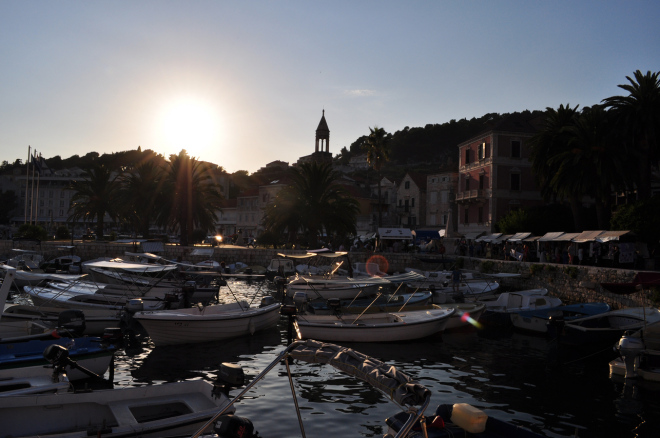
[451,403,488,433]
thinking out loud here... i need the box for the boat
[286,275,383,300]
[0,335,116,381]
[132,298,281,346]
[0,373,71,397]
[294,307,455,342]
[442,301,487,331]
[306,291,433,314]
[386,402,545,437]
[264,256,296,280]
[510,302,611,334]
[352,261,388,277]
[0,379,234,438]
[554,307,660,347]
[2,304,123,336]
[187,339,433,438]
[610,320,660,381]
[479,289,559,326]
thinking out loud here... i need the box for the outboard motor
[293,292,308,313]
[616,331,645,379]
[43,344,103,380]
[260,296,276,307]
[327,298,342,316]
[102,327,124,346]
[273,276,287,295]
[215,362,245,396]
[57,309,86,337]
[213,414,259,438]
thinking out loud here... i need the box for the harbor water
[84,280,660,437]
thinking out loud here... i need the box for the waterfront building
[396,173,427,229]
[426,171,458,232]
[455,114,544,236]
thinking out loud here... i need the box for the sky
[1,1,659,174]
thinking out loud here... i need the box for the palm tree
[68,164,120,238]
[602,70,660,200]
[117,161,166,238]
[528,104,583,230]
[158,150,223,247]
[262,161,359,248]
[364,126,390,228]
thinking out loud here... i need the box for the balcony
[455,189,490,203]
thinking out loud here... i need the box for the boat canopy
[572,230,606,243]
[378,228,413,240]
[84,261,178,272]
[289,339,430,407]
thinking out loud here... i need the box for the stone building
[296,110,333,166]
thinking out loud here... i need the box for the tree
[529,104,584,230]
[603,70,660,200]
[157,150,223,247]
[262,161,359,248]
[364,126,391,228]
[68,164,120,238]
[118,161,165,238]
[0,190,18,223]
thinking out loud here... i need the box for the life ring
[438,244,446,254]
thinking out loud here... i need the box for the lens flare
[366,255,389,276]
[460,312,483,329]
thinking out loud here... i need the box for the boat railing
[190,339,432,438]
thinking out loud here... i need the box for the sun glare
[158,98,220,158]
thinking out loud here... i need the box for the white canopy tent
[378,228,414,240]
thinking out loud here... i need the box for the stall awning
[492,234,514,243]
[507,232,532,242]
[462,231,485,240]
[596,230,632,243]
[476,233,502,242]
[572,230,606,243]
[378,228,413,240]
[412,229,443,241]
[553,232,581,242]
[524,236,541,242]
[538,232,565,241]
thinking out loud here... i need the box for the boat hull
[133,302,282,346]
[295,308,455,342]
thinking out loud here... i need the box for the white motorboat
[294,307,455,342]
[0,379,234,438]
[25,285,172,312]
[510,302,611,334]
[0,373,71,397]
[286,275,383,300]
[132,299,281,346]
[479,289,559,326]
[2,304,123,336]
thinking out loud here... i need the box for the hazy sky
[1,1,658,174]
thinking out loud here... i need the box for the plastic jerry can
[450,403,488,433]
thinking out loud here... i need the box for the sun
[158,97,220,158]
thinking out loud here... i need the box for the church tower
[315,110,330,153]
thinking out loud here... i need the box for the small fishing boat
[0,336,116,381]
[0,379,234,438]
[0,373,71,397]
[305,291,433,314]
[132,298,281,346]
[294,307,455,342]
[555,307,660,347]
[264,256,296,280]
[510,302,611,334]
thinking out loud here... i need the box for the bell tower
[315,110,330,153]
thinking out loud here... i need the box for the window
[441,191,448,203]
[430,192,437,203]
[478,206,483,223]
[464,208,469,224]
[485,143,491,158]
[431,177,437,183]
[478,143,484,160]
[479,175,485,190]
[430,214,436,225]
[510,173,521,191]
[404,181,410,189]
[511,140,521,158]
[411,198,415,207]
[465,177,470,191]
[465,149,471,164]
[443,214,448,225]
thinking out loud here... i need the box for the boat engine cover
[214,414,256,438]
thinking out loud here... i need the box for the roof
[507,232,532,242]
[316,110,329,133]
[572,230,606,243]
[538,232,565,242]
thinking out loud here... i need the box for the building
[235,188,259,238]
[426,171,458,231]
[455,114,543,236]
[396,173,427,229]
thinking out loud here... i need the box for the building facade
[426,171,458,229]
[455,115,543,236]
[396,173,427,229]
